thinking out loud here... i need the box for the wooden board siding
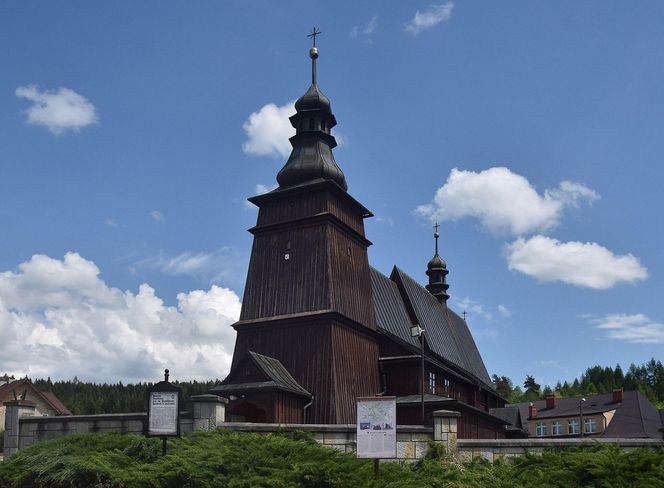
[328,225,376,329]
[457,411,506,439]
[331,324,381,422]
[256,188,365,237]
[232,318,379,424]
[240,225,330,320]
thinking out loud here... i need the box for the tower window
[309,119,314,130]
[321,120,326,132]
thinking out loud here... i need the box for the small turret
[425,223,450,304]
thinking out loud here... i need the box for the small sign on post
[147,369,182,455]
[356,396,397,480]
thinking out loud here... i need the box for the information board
[148,391,179,436]
[356,397,397,459]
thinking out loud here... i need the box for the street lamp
[579,397,587,437]
[410,324,426,424]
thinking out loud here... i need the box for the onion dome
[425,224,450,304]
[276,34,348,191]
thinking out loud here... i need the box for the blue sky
[1,1,662,388]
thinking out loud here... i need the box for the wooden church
[211,38,508,438]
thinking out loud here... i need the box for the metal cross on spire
[308,27,322,47]
[463,310,467,321]
[433,222,440,255]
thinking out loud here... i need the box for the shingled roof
[211,351,311,399]
[369,266,494,391]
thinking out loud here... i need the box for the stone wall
[218,421,438,459]
[5,401,661,462]
[457,438,664,463]
[3,394,227,458]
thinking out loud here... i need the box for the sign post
[356,396,397,480]
[147,369,182,455]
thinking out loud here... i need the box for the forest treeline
[493,358,664,407]
[30,358,664,414]
[32,378,221,415]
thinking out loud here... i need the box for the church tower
[226,34,381,423]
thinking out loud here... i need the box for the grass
[0,430,663,487]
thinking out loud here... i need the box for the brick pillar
[433,409,460,453]
[191,394,228,431]
[3,399,36,458]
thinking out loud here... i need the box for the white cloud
[404,2,454,36]
[132,248,243,285]
[150,210,165,223]
[497,304,512,318]
[454,297,492,321]
[15,85,98,135]
[350,16,377,40]
[592,313,664,344]
[0,253,241,382]
[242,101,296,158]
[105,218,119,228]
[415,167,599,236]
[505,235,648,289]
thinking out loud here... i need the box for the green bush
[0,432,663,488]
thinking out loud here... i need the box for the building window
[551,420,562,436]
[535,422,547,437]
[321,120,326,132]
[584,418,597,434]
[309,119,314,130]
[428,372,436,393]
[568,419,580,435]
[443,378,450,396]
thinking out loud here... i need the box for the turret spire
[425,222,450,304]
[276,30,348,191]
[307,27,321,85]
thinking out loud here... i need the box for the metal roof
[512,390,664,438]
[370,267,420,349]
[389,266,493,388]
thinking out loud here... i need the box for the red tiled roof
[0,379,71,416]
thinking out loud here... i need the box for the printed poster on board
[148,391,179,436]
[356,396,397,458]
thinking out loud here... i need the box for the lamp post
[410,324,426,424]
[579,397,586,437]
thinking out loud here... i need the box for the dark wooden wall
[233,319,379,424]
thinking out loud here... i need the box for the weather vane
[308,27,322,47]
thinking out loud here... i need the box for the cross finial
[463,310,467,321]
[433,222,440,255]
[308,27,322,47]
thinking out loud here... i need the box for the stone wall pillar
[433,409,460,454]
[191,394,227,431]
[3,400,36,458]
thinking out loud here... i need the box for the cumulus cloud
[350,16,377,40]
[505,235,648,289]
[0,253,241,382]
[591,313,664,344]
[242,101,296,158]
[404,2,454,35]
[415,167,599,235]
[15,85,98,135]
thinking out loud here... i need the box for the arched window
[309,119,314,130]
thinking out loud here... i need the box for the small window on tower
[309,119,314,130]
[321,120,326,132]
